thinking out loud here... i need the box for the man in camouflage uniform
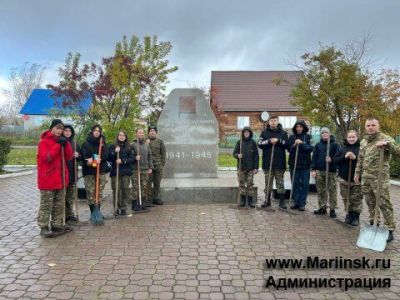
[355,118,400,242]
[131,128,154,211]
[147,126,166,205]
[233,127,259,208]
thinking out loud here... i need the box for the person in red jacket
[37,119,73,237]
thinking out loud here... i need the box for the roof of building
[19,89,92,115]
[211,70,301,112]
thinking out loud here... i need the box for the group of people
[233,116,400,242]
[36,119,166,238]
[36,116,399,243]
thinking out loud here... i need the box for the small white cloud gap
[0,75,11,104]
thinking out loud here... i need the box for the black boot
[40,227,52,238]
[240,195,246,207]
[370,220,380,226]
[89,204,94,214]
[248,196,255,208]
[153,199,164,205]
[345,212,353,224]
[387,230,394,242]
[278,194,286,209]
[261,193,271,208]
[314,206,327,215]
[131,200,137,211]
[350,212,359,226]
[290,203,300,210]
[329,209,337,218]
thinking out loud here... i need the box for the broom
[91,137,104,225]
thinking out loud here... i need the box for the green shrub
[0,137,12,169]
[390,155,400,178]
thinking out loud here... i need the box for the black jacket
[81,133,110,176]
[258,123,289,170]
[233,127,259,171]
[288,120,313,170]
[333,139,360,182]
[311,136,339,172]
[63,125,82,185]
[108,141,135,177]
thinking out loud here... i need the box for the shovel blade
[357,223,389,252]
[90,205,104,225]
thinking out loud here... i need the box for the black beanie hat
[50,119,64,129]
[148,126,157,133]
[91,124,102,133]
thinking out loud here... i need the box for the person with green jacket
[354,118,400,242]
[131,128,154,211]
[147,126,166,205]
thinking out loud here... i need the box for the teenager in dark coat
[288,120,313,211]
[108,130,134,215]
[233,126,259,208]
[258,116,289,209]
[333,130,362,226]
[63,124,81,223]
[311,127,340,217]
[81,124,110,214]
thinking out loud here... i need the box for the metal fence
[0,127,41,138]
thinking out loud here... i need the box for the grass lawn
[7,148,239,167]
[218,153,237,167]
[7,148,37,165]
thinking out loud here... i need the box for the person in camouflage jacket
[354,118,400,242]
[147,126,166,206]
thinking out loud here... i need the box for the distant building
[210,71,304,138]
[19,89,92,130]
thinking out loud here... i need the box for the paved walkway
[0,172,399,299]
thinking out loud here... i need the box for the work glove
[57,136,67,146]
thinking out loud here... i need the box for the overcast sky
[1,0,399,104]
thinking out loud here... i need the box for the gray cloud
[0,0,399,91]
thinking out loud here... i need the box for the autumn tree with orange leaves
[289,42,400,140]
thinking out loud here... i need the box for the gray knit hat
[320,127,330,134]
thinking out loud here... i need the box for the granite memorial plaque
[158,88,219,178]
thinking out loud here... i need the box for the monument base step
[160,172,257,203]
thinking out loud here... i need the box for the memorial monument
[158,88,218,178]
[158,88,257,203]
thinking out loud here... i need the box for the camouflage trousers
[131,170,149,205]
[316,171,337,209]
[362,176,396,230]
[263,169,285,195]
[237,170,255,197]
[84,174,107,206]
[65,183,76,218]
[111,175,130,210]
[338,179,363,214]
[147,168,163,200]
[37,189,64,229]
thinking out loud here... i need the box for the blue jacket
[288,120,313,170]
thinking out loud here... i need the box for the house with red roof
[210,70,304,139]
